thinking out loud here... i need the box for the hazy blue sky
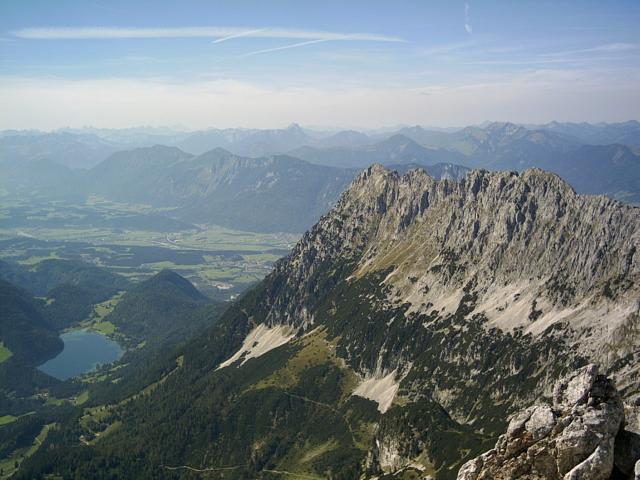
[1,0,639,129]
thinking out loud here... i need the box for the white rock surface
[457,364,626,480]
[352,369,400,413]
[217,324,295,369]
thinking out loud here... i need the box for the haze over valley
[1,1,639,479]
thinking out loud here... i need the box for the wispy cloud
[417,41,475,57]
[3,68,638,130]
[461,58,585,66]
[239,38,336,57]
[12,26,404,43]
[540,42,640,58]
[464,3,473,35]
[211,28,266,44]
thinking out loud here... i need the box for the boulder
[457,364,629,480]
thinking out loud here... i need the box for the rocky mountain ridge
[266,165,639,368]
[3,121,639,204]
[85,146,357,233]
[458,364,640,480]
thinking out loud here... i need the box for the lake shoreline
[37,329,124,381]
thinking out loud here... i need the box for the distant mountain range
[0,143,478,233]
[4,120,639,162]
[292,123,639,202]
[175,123,311,156]
[289,134,467,169]
[0,131,119,169]
[526,120,640,147]
[85,146,356,232]
[1,121,639,233]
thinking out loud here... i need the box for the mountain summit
[272,165,638,351]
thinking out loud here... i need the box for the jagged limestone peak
[265,162,639,371]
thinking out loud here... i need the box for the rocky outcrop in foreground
[457,364,640,480]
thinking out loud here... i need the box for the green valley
[0,198,295,301]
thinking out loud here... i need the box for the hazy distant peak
[197,147,236,159]
[323,129,371,147]
[286,122,303,131]
[383,133,420,143]
[485,121,524,135]
[106,144,190,160]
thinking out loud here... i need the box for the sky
[0,0,639,130]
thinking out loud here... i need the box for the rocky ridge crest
[457,364,640,480]
[264,165,639,376]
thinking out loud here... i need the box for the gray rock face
[615,429,640,478]
[457,364,631,480]
[553,364,599,409]
[267,165,640,368]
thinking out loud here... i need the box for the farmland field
[0,197,297,300]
